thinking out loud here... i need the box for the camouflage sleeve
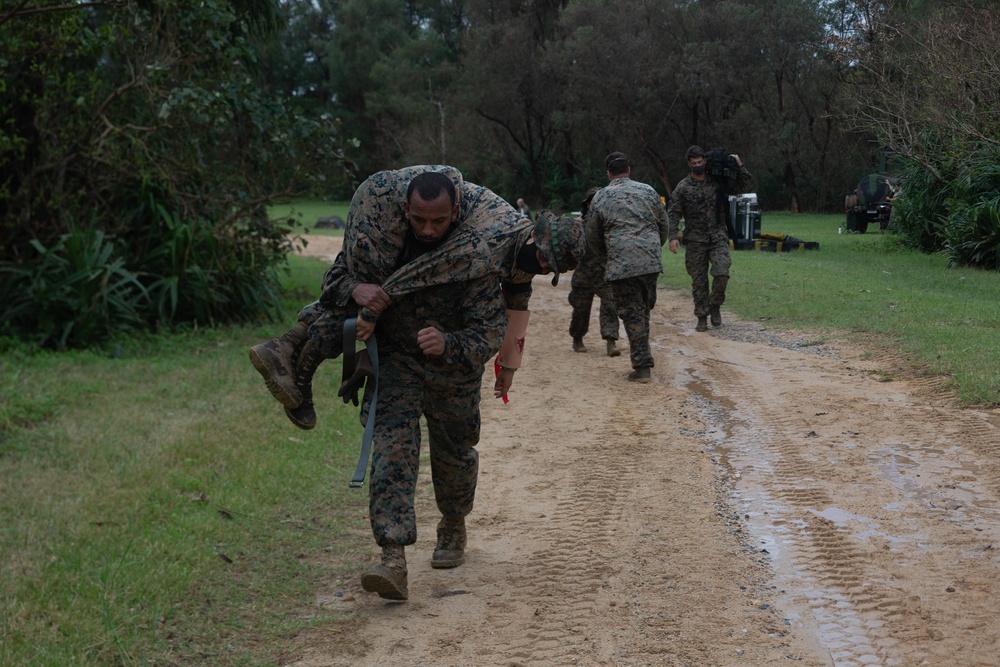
[666,184,684,241]
[655,196,670,245]
[583,207,606,260]
[735,166,753,195]
[319,251,361,308]
[501,266,533,311]
[440,274,507,369]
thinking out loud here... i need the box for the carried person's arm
[319,252,360,308]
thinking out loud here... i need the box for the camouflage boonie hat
[534,210,586,286]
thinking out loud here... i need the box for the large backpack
[704,147,742,236]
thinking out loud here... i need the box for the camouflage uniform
[568,210,618,343]
[587,177,669,370]
[666,166,752,318]
[295,165,534,357]
[361,234,506,546]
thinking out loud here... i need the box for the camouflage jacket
[571,212,607,291]
[376,252,507,380]
[587,177,670,281]
[319,166,535,317]
[667,166,752,244]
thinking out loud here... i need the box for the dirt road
[289,235,1000,666]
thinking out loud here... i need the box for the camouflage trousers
[297,301,350,358]
[684,240,731,318]
[568,275,619,342]
[609,274,658,370]
[367,351,482,547]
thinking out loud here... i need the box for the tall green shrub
[0,229,147,349]
[0,0,349,347]
[893,140,1000,270]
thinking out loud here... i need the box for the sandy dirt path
[287,235,1000,667]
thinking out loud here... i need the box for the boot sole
[430,552,465,569]
[283,407,316,431]
[360,572,408,600]
[249,347,302,408]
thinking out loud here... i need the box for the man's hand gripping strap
[342,317,380,488]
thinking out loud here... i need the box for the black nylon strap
[343,318,380,488]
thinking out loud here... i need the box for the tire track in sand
[678,321,1000,667]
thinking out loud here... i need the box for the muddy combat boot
[695,316,709,332]
[248,321,308,408]
[710,305,722,327]
[627,367,651,383]
[605,339,621,357]
[361,545,408,600]
[431,516,467,568]
[283,338,324,430]
[572,337,588,353]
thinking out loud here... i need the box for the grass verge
[660,211,1000,404]
[0,255,370,667]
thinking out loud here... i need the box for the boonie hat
[533,210,586,286]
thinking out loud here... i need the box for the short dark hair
[685,145,705,161]
[407,171,457,206]
[605,152,630,175]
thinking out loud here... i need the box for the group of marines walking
[249,148,751,600]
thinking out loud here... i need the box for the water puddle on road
[680,373,1000,666]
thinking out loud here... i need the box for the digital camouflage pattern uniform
[666,165,752,318]
[361,234,506,546]
[587,177,669,371]
[294,165,534,357]
[568,209,619,344]
[289,167,582,548]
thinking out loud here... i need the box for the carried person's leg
[249,301,327,409]
[283,306,352,429]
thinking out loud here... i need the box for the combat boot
[627,367,651,383]
[572,337,587,353]
[283,338,324,430]
[360,545,408,600]
[248,321,308,408]
[431,516,467,569]
[696,317,709,332]
[710,305,722,327]
[606,339,621,357]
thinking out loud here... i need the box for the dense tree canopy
[2,0,996,347]
[258,0,879,211]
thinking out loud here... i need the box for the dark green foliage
[892,140,1000,270]
[0,0,348,348]
[0,228,147,349]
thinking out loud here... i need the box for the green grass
[3,209,1000,666]
[0,255,370,667]
[660,211,1000,404]
[270,199,350,237]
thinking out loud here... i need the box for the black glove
[337,348,376,406]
